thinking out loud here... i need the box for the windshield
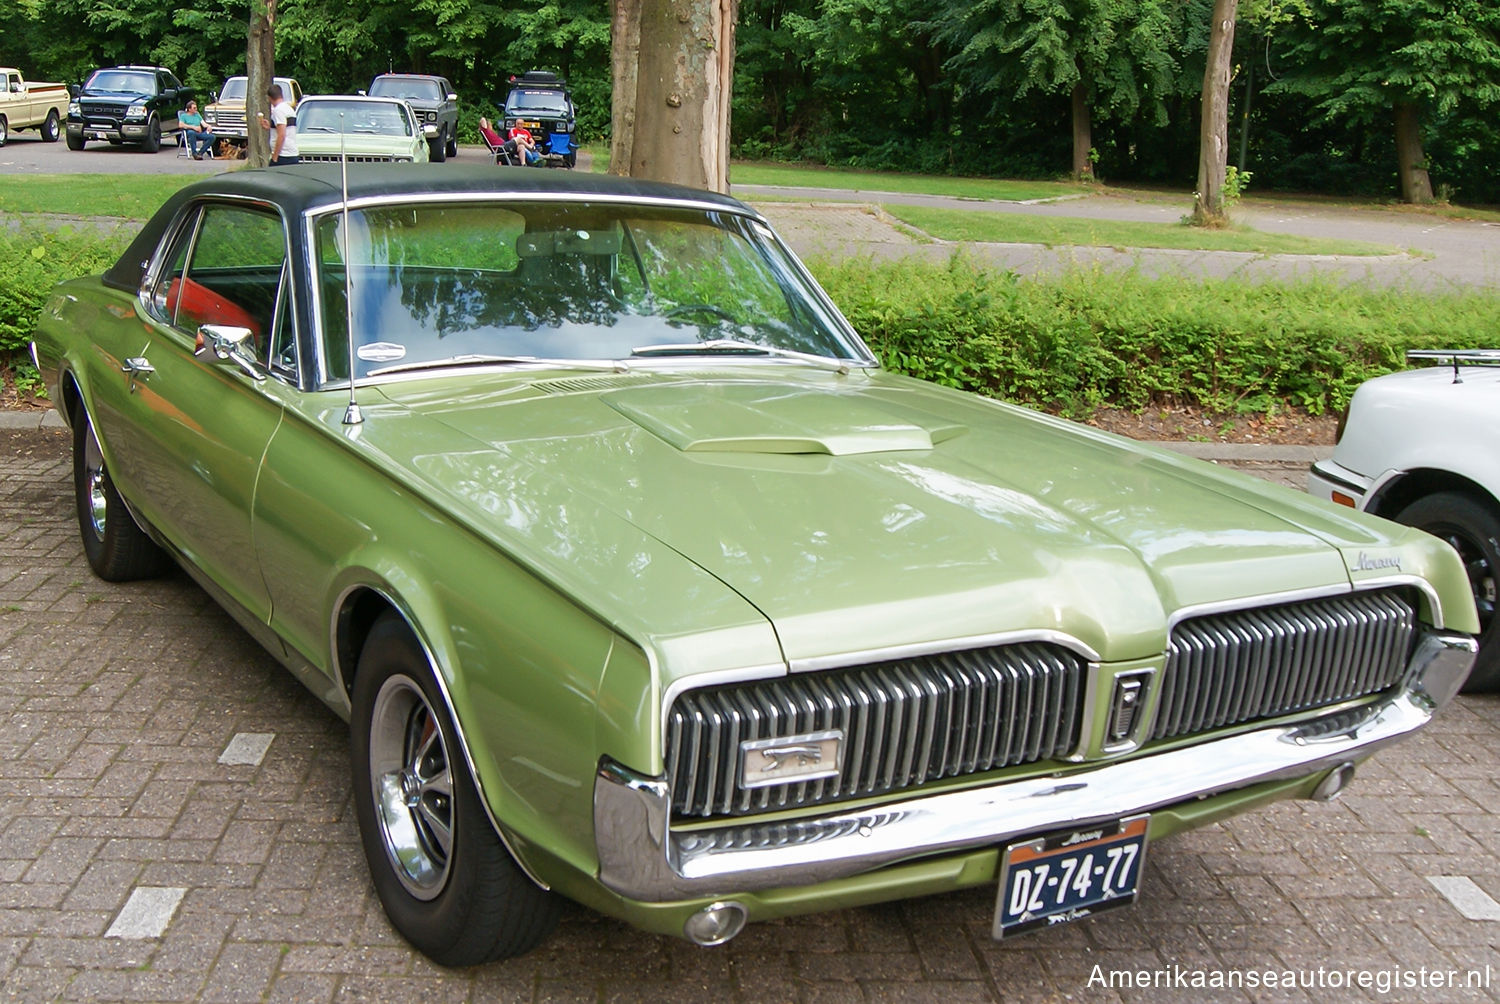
[506,90,569,116]
[219,77,247,100]
[86,70,156,95]
[313,201,870,384]
[298,100,412,135]
[370,77,442,102]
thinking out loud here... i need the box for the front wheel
[445,132,457,158]
[0,115,8,147]
[72,406,171,581]
[140,116,161,153]
[429,135,446,163]
[66,129,85,150]
[1396,491,1500,691]
[350,612,560,965]
[42,109,60,142]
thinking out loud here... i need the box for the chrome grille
[300,154,409,164]
[666,642,1085,819]
[1152,588,1417,741]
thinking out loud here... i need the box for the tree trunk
[1070,80,1092,180]
[1394,101,1434,204]
[609,0,642,177]
[246,0,276,168]
[1192,0,1237,227]
[620,0,736,192]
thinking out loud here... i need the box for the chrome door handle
[122,357,155,377]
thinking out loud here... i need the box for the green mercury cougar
[31,165,1479,966]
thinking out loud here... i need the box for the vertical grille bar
[666,641,1086,818]
[1153,589,1417,742]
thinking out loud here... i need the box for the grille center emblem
[740,730,844,790]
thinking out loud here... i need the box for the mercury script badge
[1354,552,1401,572]
[740,730,844,789]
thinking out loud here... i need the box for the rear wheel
[42,109,60,142]
[350,612,560,965]
[1395,491,1500,691]
[72,405,171,581]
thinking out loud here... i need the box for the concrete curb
[0,408,66,430]
[1,407,1333,463]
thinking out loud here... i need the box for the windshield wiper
[629,338,863,374]
[368,354,628,377]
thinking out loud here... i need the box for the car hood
[364,368,1426,666]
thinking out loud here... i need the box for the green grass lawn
[0,175,199,219]
[729,163,1088,202]
[882,205,1399,257]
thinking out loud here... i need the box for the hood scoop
[603,383,965,456]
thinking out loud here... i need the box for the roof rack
[1407,348,1500,382]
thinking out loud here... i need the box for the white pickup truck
[1,68,67,145]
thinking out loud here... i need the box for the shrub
[812,253,1500,418]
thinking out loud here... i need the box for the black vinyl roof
[104,164,754,291]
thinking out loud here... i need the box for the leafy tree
[937,0,1179,179]
[1271,0,1500,202]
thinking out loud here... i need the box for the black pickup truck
[66,65,192,153]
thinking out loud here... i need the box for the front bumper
[1308,458,1375,508]
[594,629,1474,902]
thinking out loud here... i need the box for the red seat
[165,277,262,342]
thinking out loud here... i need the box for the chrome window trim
[300,191,880,387]
[137,193,303,387]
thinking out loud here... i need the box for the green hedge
[812,254,1500,417]
[5,220,1499,419]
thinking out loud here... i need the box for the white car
[1309,350,1500,690]
[293,94,430,164]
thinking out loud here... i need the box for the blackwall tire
[42,109,60,142]
[72,405,171,582]
[1396,491,1500,692]
[350,612,560,965]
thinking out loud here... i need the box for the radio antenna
[340,110,363,425]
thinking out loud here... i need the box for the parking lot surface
[3,424,1500,1002]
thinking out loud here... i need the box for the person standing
[259,84,299,166]
[180,100,217,160]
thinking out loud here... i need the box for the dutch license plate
[993,814,1148,938]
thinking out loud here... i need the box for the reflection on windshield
[299,101,412,135]
[88,72,155,94]
[314,201,868,384]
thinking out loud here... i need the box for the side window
[151,204,289,364]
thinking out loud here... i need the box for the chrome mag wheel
[368,673,454,899]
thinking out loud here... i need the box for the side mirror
[161,88,177,100]
[447,93,458,101]
[69,83,81,98]
[195,324,266,381]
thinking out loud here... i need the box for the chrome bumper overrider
[594,630,1474,902]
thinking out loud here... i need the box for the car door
[157,69,186,131]
[108,200,293,629]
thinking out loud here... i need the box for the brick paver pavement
[3,426,1499,1002]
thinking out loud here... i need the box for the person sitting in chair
[508,126,543,166]
[180,101,218,160]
